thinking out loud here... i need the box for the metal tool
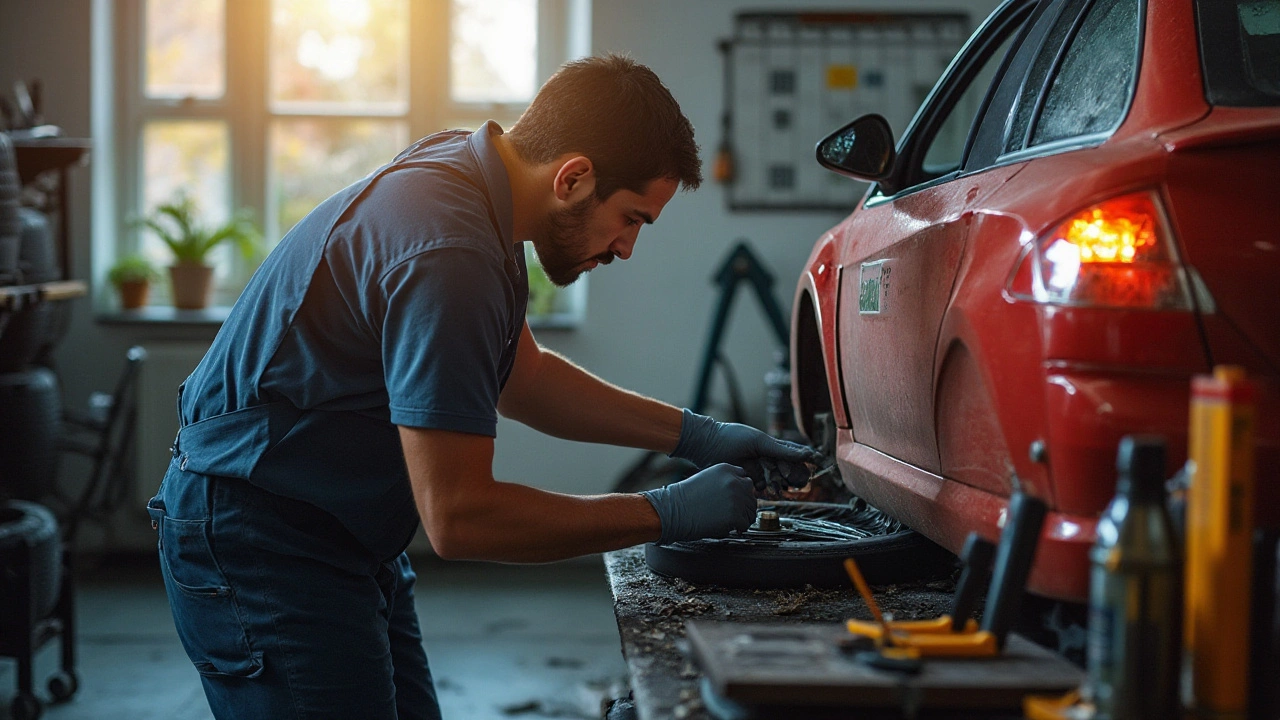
[844,557,924,673]
[981,491,1047,648]
[950,531,995,632]
[843,491,1047,657]
[843,557,890,636]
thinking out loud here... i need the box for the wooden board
[0,280,87,310]
[687,620,1083,712]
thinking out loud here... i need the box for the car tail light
[1007,192,1193,310]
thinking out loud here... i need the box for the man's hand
[669,409,824,490]
[640,464,757,544]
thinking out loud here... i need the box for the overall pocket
[158,514,264,678]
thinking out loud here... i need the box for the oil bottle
[1085,435,1181,720]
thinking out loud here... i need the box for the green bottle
[1086,435,1181,720]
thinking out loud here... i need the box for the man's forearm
[499,348,683,453]
[421,479,662,562]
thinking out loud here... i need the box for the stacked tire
[0,133,62,501]
[0,132,75,720]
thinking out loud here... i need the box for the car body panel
[835,163,1026,473]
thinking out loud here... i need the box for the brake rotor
[644,499,952,589]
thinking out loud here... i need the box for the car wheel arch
[792,289,836,444]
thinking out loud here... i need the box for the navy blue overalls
[147,122,527,720]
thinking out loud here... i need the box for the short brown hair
[508,54,702,199]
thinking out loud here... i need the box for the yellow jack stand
[845,616,998,658]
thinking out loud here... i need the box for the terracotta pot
[117,280,150,310]
[169,263,214,310]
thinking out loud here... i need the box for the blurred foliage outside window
[126,0,581,323]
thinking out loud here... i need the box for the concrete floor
[0,555,629,720]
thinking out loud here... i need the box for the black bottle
[1085,435,1181,720]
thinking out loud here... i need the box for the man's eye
[627,217,641,226]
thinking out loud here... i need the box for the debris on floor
[772,584,826,615]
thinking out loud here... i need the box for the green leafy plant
[107,254,160,287]
[138,191,261,266]
[524,246,560,317]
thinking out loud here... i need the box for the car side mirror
[815,114,897,184]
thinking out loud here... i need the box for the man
[147,55,818,720]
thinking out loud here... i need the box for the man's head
[508,54,701,287]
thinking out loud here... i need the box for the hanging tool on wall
[713,39,736,185]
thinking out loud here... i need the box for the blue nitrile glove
[670,409,825,491]
[640,464,757,545]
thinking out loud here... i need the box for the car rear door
[836,0,1038,472]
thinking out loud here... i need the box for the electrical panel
[722,12,968,211]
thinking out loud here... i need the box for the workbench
[604,546,1048,720]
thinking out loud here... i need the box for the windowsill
[97,305,231,326]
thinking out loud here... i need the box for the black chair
[55,345,146,543]
[0,500,76,720]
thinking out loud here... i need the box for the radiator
[136,341,210,504]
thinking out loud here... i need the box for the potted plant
[107,254,160,310]
[139,192,261,310]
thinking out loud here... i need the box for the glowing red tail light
[1007,192,1193,310]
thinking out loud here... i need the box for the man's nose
[610,234,636,261]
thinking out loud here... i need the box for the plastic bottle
[1085,435,1181,720]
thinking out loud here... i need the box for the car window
[921,30,1019,175]
[1031,0,1142,145]
[964,0,1063,170]
[890,0,1034,191]
[1196,0,1280,106]
[1004,0,1091,153]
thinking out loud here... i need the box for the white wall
[1,0,1000,549]
[492,0,1001,494]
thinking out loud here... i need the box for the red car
[790,0,1279,602]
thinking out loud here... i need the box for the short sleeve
[380,246,513,435]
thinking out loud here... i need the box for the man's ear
[552,156,596,203]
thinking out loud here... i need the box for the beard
[528,195,614,287]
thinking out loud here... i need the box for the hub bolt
[757,510,781,532]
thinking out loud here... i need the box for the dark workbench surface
[603,546,965,720]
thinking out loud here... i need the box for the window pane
[1004,0,1089,153]
[922,30,1017,174]
[1032,0,1140,145]
[269,119,409,240]
[141,121,230,273]
[451,0,538,103]
[270,0,409,111]
[524,243,586,324]
[145,0,225,98]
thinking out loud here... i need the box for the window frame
[864,0,1038,205]
[106,0,586,323]
[991,0,1146,166]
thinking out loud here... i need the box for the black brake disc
[644,499,955,589]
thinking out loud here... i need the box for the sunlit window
[140,121,231,280]
[120,0,579,322]
[270,0,409,112]
[145,0,224,99]
[451,0,538,103]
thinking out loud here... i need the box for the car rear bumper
[837,368,1278,603]
[1044,365,1279,527]
[1042,367,1194,521]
